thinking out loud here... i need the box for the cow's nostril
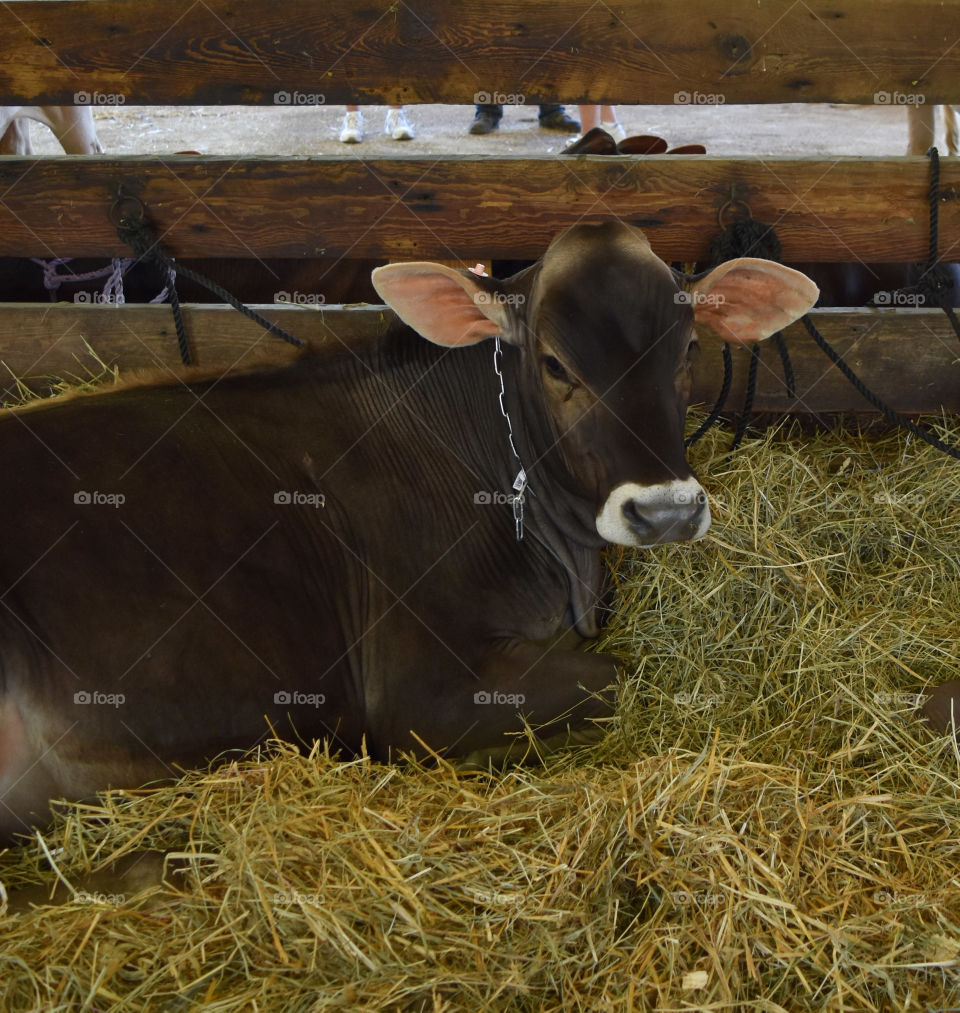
[621,495,706,542]
[621,498,654,537]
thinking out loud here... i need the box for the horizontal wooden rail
[0,305,956,416]
[0,155,957,262]
[2,0,960,106]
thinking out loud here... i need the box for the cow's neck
[493,342,607,638]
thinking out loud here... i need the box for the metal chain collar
[492,336,532,540]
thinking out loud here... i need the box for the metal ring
[109,194,145,228]
[717,197,752,229]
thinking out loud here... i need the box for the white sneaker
[384,108,415,140]
[601,120,627,142]
[339,111,364,143]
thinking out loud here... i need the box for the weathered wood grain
[0,304,956,415]
[1,0,959,106]
[0,155,957,262]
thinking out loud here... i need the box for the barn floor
[26,101,937,158]
[1,410,958,1011]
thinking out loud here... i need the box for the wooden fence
[1,0,959,414]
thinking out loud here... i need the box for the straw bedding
[1,411,958,1012]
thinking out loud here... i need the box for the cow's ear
[371,262,508,347]
[689,258,819,344]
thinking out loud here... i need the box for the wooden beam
[0,155,957,262]
[0,304,957,416]
[2,0,959,106]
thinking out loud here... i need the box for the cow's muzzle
[595,478,711,547]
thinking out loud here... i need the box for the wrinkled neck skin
[494,332,609,639]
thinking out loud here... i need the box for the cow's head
[372,222,817,548]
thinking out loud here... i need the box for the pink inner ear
[691,260,819,344]
[372,264,502,347]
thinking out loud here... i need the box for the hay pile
[1,413,959,1012]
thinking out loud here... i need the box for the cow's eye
[542,355,571,383]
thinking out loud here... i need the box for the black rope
[686,147,959,459]
[802,315,960,460]
[772,332,796,398]
[685,342,733,446]
[730,344,760,451]
[929,145,941,270]
[163,265,190,365]
[791,147,960,460]
[912,146,960,344]
[697,219,796,449]
[115,214,303,361]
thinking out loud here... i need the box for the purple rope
[31,256,171,305]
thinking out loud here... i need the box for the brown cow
[0,222,818,839]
